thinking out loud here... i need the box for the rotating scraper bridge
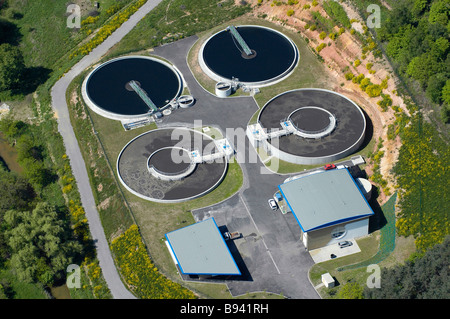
[127,80,159,113]
[227,25,254,57]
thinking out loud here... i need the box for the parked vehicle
[338,241,353,248]
[223,231,241,241]
[268,199,278,210]
[323,164,336,170]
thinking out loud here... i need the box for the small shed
[321,273,335,288]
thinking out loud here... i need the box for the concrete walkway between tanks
[50,0,163,299]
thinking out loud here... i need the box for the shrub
[287,9,295,17]
[322,0,351,29]
[81,15,100,26]
[70,0,147,59]
[365,84,382,97]
[352,73,365,84]
[345,72,354,80]
[111,225,196,299]
[377,94,393,111]
[316,43,327,52]
[359,77,371,91]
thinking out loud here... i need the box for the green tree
[426,73,447,103]
[0,167,35,211]
[16,134,43,162]
[428,0,449,25]
[406,52,442,88]
[338,282,364,299]
[0,43,25,91]
[4,202,83,285]
[442,79,450,105]
[0,119,27,139]
[20,157,50,188]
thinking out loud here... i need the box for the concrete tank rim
[256,88,367,164]
[198,24,299,88]
[116,127,228,203]
[82,55,183,121]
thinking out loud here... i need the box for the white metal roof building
[278,168,374,250]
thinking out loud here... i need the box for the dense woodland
[0,120,94,298]
[381,0,449,122]
[352,0,450,123]
[363,236,449,299]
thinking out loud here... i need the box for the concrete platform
[309,239,361,263]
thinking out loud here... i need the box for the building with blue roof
[165,218,241,278]
[278,168,374,250]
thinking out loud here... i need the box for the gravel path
[50,0,163,299]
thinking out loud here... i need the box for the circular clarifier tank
[199,25,298,87]
[289,107,336,134]
[82,56,182,120]
[257,89,367,165]
[117,127,228,203]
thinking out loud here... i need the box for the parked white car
[268,199,278,210]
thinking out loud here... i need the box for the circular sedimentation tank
[199,25,298,88]
[147,147,197,181]
[82,56,182,120]
[117,127,227,203]
[257,89,367,165]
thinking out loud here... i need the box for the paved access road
[51,0,164,299]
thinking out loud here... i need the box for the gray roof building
[278,168,374,232]
[165,218,241,276]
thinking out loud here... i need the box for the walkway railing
[128,80,158,113]
[227,25,253,56]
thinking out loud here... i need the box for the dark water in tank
[202,26,297,83]
[290,108,331,131]
[86,57,180,116]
